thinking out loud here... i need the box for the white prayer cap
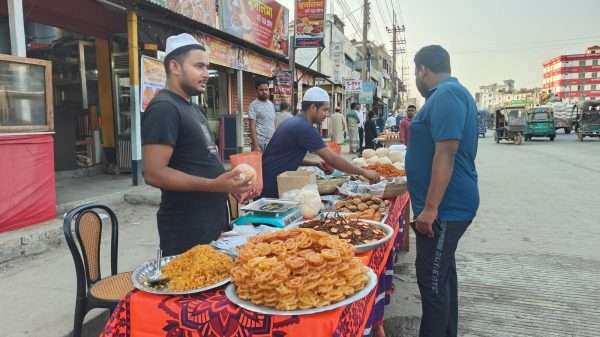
[303,87,330,103]
[165,33,205,59]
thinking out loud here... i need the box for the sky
[280,0,600,104]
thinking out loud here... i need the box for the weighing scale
[233,198,303,228]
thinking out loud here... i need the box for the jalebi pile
[230,228,370,310]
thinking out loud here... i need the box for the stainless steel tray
[225,268,377,315]
[240,198,298,216]
[131,256,231,295]
[290,214,394,253]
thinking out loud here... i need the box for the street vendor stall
[100,192,410,337]
[0,54,56,232]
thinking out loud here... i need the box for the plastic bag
[281,184,322,219]
[230,151,263,199]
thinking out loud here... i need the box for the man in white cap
[141,33,253,256]
[260,86,380,198]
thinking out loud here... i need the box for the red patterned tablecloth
[101,193,410,337]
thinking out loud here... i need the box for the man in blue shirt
[405,45,479,337]
[261,87,379,198]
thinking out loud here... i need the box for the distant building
[543,46,600,103]
[476,80,541,111]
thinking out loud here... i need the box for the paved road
[385,131,600,337]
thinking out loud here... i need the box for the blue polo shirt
[261,116,326,198]
[405,77,479,221]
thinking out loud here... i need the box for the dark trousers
[358,127,364,152]
[415,220,471,337]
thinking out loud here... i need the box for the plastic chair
[63,204,133,337]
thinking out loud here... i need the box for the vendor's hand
[362,169,380,184]
[213,170,253,195]
[318,161,334,175]
[415,207,438,238]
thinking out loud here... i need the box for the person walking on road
[328,107,347,145]
[347,103,361,153]
[400,104,416,145]
[405,45,479,337]
[364,110,379,150]
[275,102,293,128]
[248,78,276,152]
[357,105,366,153]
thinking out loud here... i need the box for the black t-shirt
[142,89,227,254]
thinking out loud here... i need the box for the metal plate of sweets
[131,255,231,295]
[225,268,377,316]
[291,214,395,253]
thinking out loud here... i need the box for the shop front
[0,0,127,231]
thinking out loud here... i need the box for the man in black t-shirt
[142,33,253,256]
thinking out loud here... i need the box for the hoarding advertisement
[220,0,289,56]
[295,0,326,48]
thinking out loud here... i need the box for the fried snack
[161,245,233,291]
[300,215,387,245]
[335,195,390,221]
[231,228,369,311]
[366,163,406,178]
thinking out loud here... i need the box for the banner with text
[295,0,326,48]
[140,56,166,112]
[219,0,289,56]
[273,70,293,111]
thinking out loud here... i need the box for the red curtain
[0,135,56,232]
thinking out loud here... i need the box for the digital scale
[232,198,303,228]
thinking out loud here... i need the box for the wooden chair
[227,194,240,230]
[63,204,133,337]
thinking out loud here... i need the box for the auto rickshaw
[525,107,556,141]
[495,106,527,145]
[573,100,600,141]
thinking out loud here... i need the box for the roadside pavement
[0,201,160,337]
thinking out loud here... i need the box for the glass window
[0,60,48,127]
[579,60,586,66]
[592,72,598,78]
[593,59,598,66]
[593,84,597,91]
[579,72,586,79]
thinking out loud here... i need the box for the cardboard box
[277,171,317,197]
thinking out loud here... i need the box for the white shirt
[386,116,397,128]
[357,109,366,127]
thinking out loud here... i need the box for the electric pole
[361,0,370,81]
[388,14,406,110]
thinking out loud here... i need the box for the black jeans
[358,127,364,152]
[415,220,471,337]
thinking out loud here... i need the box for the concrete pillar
[7,0,26,57]
[236,69,244,151]
[127,11,142,185]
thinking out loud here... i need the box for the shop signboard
[358,80,375,105]
[246,50,276,77]
[146,0,217,27]
[273,70,292,111]
[295,0,326,48]
[204,35,237,68]
[219,0,289,56]
[344,79,362,94]
[202,35,276,78]
[140,56,166,112]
